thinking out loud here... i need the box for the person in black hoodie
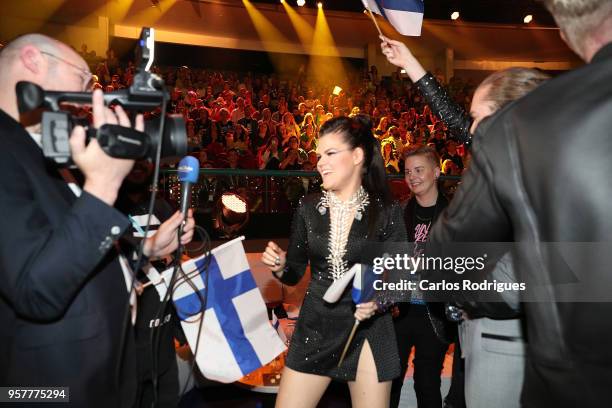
[390,145,456,408]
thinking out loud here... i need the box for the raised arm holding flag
[361,0,424,37]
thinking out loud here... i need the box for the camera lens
[145,114,188,162]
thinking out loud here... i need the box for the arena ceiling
[249,0,556,26]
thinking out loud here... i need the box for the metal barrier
[160,168,461,214]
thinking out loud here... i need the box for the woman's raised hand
[379,35,426,82]
[261,241,287,275]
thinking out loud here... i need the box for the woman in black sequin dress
[261,115,408,407]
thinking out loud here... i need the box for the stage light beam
[281,0,315,50]
[242,0,293,72]
[307,4,348,91]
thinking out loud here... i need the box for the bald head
[0,33,90,120]
[1,34,59,55]
[0,34,73,73]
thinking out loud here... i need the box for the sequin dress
[276,192,408,382]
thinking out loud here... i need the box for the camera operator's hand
[70,89,144,205]
[143,209,195,259]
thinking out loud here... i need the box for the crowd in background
[80,43,474,179]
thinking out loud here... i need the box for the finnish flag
[271,310,288,344]
[362,0,424,36]
[352,264,378,304]
[322,264,377,304]
[170,237,287,383]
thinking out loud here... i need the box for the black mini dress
[276,193,408,382]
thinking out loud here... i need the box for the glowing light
[332,86,343,96]
[306,4,348,91]
[221,193,247,214]
[282,0,315,50]
[242,0,292,71]
[451,11,460,20]
[214,192,250,238]
[524,14,533,24]
[317,2,323,9]
[242,0,290,50]
[297,0,305,6]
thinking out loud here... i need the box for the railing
[159,169,461,214]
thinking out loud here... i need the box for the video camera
[16,27,187,164]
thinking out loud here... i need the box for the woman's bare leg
[348,340,392,408]
[275,367,332,408]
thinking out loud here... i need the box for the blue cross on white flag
[168,236,286,383]
[352,264,378,304]
[322,263,378,304]
[271,310,288,344]
[362,0,424,36]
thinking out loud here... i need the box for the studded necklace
[319,186,369,280]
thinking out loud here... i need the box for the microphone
[177,156,200,216]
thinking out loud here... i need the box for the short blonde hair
[403,144,440,168]
[479,67,550,112]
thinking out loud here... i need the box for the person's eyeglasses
[40,51,93,91]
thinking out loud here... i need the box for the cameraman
[0,34,192,407]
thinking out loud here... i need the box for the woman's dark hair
[264,135,278,150]
[319,115,392,235]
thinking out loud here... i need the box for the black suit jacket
[0,109,137,407]
[429,43,612,407]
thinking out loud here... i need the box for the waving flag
[322,263,378,304]
[323,264,358,303]
[362,0,424,36]
[166,236,286,383]
[325,263,380,366]
[352,264,378,304]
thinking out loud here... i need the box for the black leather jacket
[429,43,612,376]
[415,72,472,147]
[417,72,522,319]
